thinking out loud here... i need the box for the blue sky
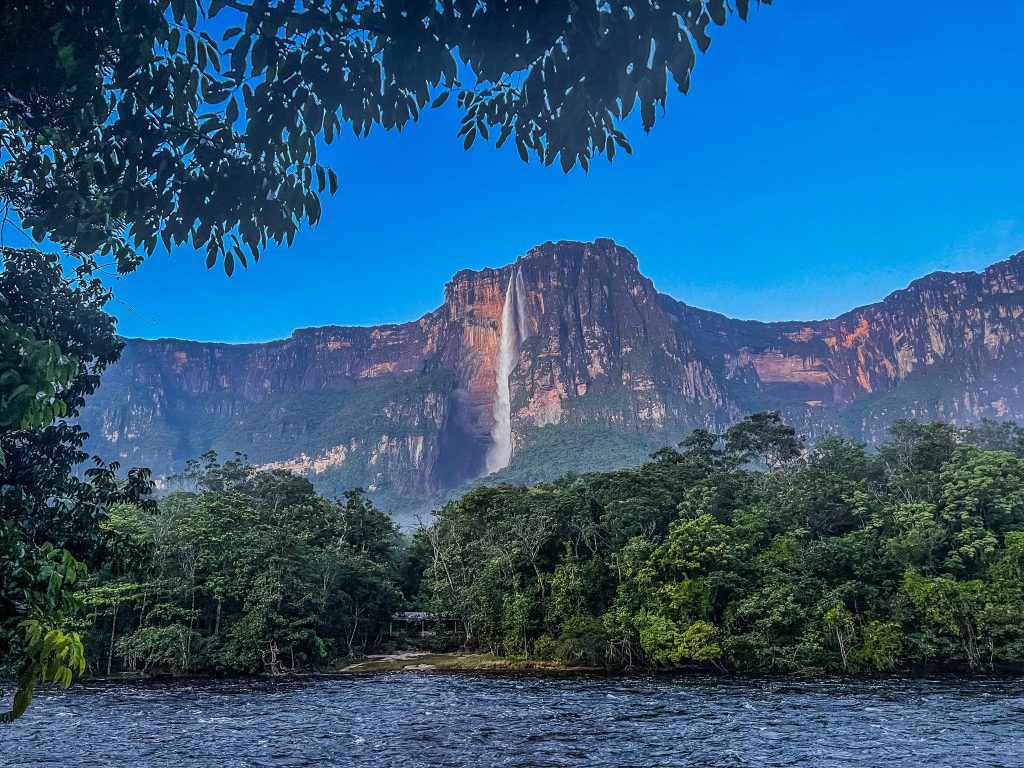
[65,2,1024,341]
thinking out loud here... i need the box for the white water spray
[486,266,529,473]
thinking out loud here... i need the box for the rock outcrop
[80,239,1024,511]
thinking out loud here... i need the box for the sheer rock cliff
[80,240,1024,510]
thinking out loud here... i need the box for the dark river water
[3,674,1023,767]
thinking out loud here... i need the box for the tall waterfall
[486,266,528,474]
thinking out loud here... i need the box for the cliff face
[665,251,1024,439]
[80,240,1024,511]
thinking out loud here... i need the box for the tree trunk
[185,578,197,672]
[107,602,119,677]
[269,642,281,675]
[835,627,849,670]
[347,606,364,658]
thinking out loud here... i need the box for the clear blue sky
[87,2,1024,341]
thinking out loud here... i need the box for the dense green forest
[425,415,1024,673]
[78,453,426,677]
[61,414,1024,678]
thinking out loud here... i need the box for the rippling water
[4,674,1023,766]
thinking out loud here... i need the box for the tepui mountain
[80,239,1024,514]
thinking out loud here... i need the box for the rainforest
[51,414,1024,680]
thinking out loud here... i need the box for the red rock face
[431,264,509,479]
[510,240,726,434]
[81,242,1024,505]
[667,250,1024,438]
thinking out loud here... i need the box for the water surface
[4,674,1022,766]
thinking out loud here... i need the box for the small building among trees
[389,612,462,642]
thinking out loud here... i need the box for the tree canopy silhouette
[1,0,770,274]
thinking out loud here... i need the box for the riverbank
[36,651,1019,685]
[337,651,600,674]
[334,653,1024,679]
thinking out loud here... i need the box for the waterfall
[486,266,528,474]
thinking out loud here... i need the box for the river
[3,674,1022,766]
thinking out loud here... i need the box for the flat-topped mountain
[81,239,1024,512]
